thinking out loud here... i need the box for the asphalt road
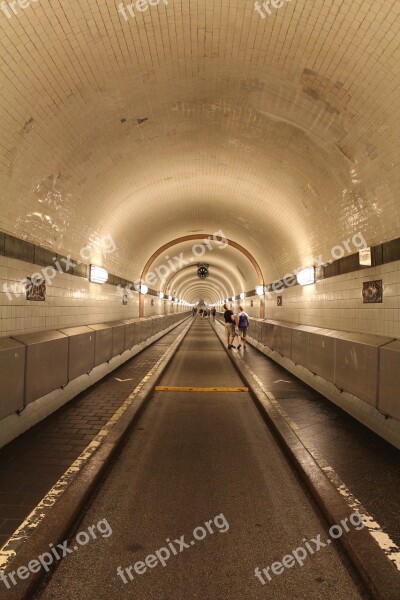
[35,319,367,599]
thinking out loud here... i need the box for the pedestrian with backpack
[237,306,250,349]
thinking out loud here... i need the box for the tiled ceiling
[1,0,400,300]
[149,240,257,302]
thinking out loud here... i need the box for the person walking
[211,307,216,321]
[237,306,250,349]
[223,303,235,348]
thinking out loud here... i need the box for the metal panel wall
[307,329,337,382]
[334,333,394,406]
[135,320,144,344]
[0,338,25,419]
[150,317,157,336]
[155,315,165,334]
[379,340,400,420]
[251,318,264,343]
[149,317,158,337]
[260,320,269,346]
[13,331,69,405]
[109,321,126,357]
[266,320,282,351]
[141,318,150,341]
[59,326,95,381]
[277,322,298,357]
[122,319,136,350]
[87,324,113,367]
[159,315,166,332]
[291,326,316,370]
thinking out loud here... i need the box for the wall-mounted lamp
[139,283,149,294]
[168,295,172,301]
[255,285,264,296]
[89,265,108,284]
[240,292,246,300]
[296,267,315,286]
[159,291,164,299]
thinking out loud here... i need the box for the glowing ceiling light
[296,267,315,286]
[159,291,164,299]
[89,265,108,284]
[139,284,149,294]
[240,292,246,300]
[256,285,264,296]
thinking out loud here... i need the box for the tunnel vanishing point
[0,2,400,600]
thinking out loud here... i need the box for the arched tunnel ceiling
[1,1,400,291]
[147,240,259,301]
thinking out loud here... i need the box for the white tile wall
[265,260,400,339]
[0,255,187,338]
[0,255,141,338]
[229,296,261,318]
[144,295,183,316]
[1,255,398,338]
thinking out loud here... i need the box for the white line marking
[217,323,400,571]
[322,465,400,570]
[0,327,188,570]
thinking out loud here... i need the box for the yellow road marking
[155,386,248,392]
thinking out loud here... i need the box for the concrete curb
[2,317,195,600]
[244,333,400,451]
[212,320,400,600]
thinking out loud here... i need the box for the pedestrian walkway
[33,319,366,600]
[0,320,189,548]
[213,319,400,562]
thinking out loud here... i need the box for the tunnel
[0,1,400,598]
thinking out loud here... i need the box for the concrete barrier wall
[0,312,191,422]
[216,312,398,421]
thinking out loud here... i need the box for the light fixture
[139,283,148,294]
[359,247,372,266]
[240,292,246,300]
[168,295,172,301]
[296,267,315,286]
[89,265,108,284]
[256,285,264,296]
[159,291,164,299]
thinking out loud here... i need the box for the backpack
[238,312,249,328]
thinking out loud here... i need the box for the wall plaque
[362,280,382,304]
[26,277,46,301]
